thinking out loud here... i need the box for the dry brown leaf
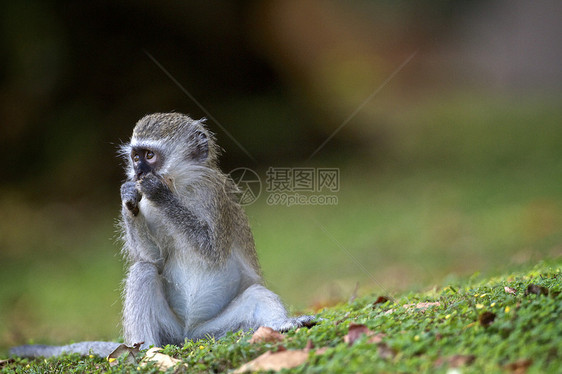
[342,322,388,359]
[368,333,386,344]
[405,302,441,310]
[478,311,496,327]
[249,326,285,344]
[343,323,373,345]
[504,358,533,374]
[372,296,391,307]
[315,347,329,355]
[504,286,517,295]
[233,350,310,373]
[141,347,188,373]
[434,354,476,368]
[377,342,397,360]
[383,301,440,315]
[449,354,476,367]
[106,342,142,367]
[525,284,548,296]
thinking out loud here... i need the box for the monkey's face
[131,147,162,181]
[122,113,218,190]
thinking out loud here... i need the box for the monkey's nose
[134,162,152,180]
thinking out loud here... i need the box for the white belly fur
[162,247,244,332]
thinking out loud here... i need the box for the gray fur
[10,113,314,358]
[10,342,121,358]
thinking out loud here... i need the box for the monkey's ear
[190,131,209,162]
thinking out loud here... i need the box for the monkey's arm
[121,180,163,264]
[138,173,223,262]
[122,261,183,348]
[120,181,183,347]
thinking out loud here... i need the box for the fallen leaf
[504,286,517,295]
[368,333,386,344]
[249,326,285,344]
[372,296,391,307]
[524,284,548,296]
[106,342,142,366]
[343,323,373,345]
[315,347,329,355]
[141,347,188,373]
[449,355,475,367]
[377,342,397,360]
[404,302,441,310]
[478,311,496,327]
[233,350,309,373]
[434,354,476,368]
[383,301,441,315]
[504,358,532,374]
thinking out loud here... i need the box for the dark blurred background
[1,0,561,352]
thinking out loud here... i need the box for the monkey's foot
[269,315,319,333]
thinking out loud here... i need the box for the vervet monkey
[11,113,315,358]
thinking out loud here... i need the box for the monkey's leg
[190,284,316,339]
[123,261,183,348]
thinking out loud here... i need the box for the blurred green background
[1,0,561,354]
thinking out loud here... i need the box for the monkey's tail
[10,341,121,358]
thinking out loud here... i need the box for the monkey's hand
[138,173,171,205]
[121,181,142,216]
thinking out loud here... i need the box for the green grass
[253,162,562,303]
[2,260,560,373]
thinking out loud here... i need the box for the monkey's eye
[146,151,155,160]
[132,153,140,163]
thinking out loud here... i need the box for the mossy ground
[3,259,560,373]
